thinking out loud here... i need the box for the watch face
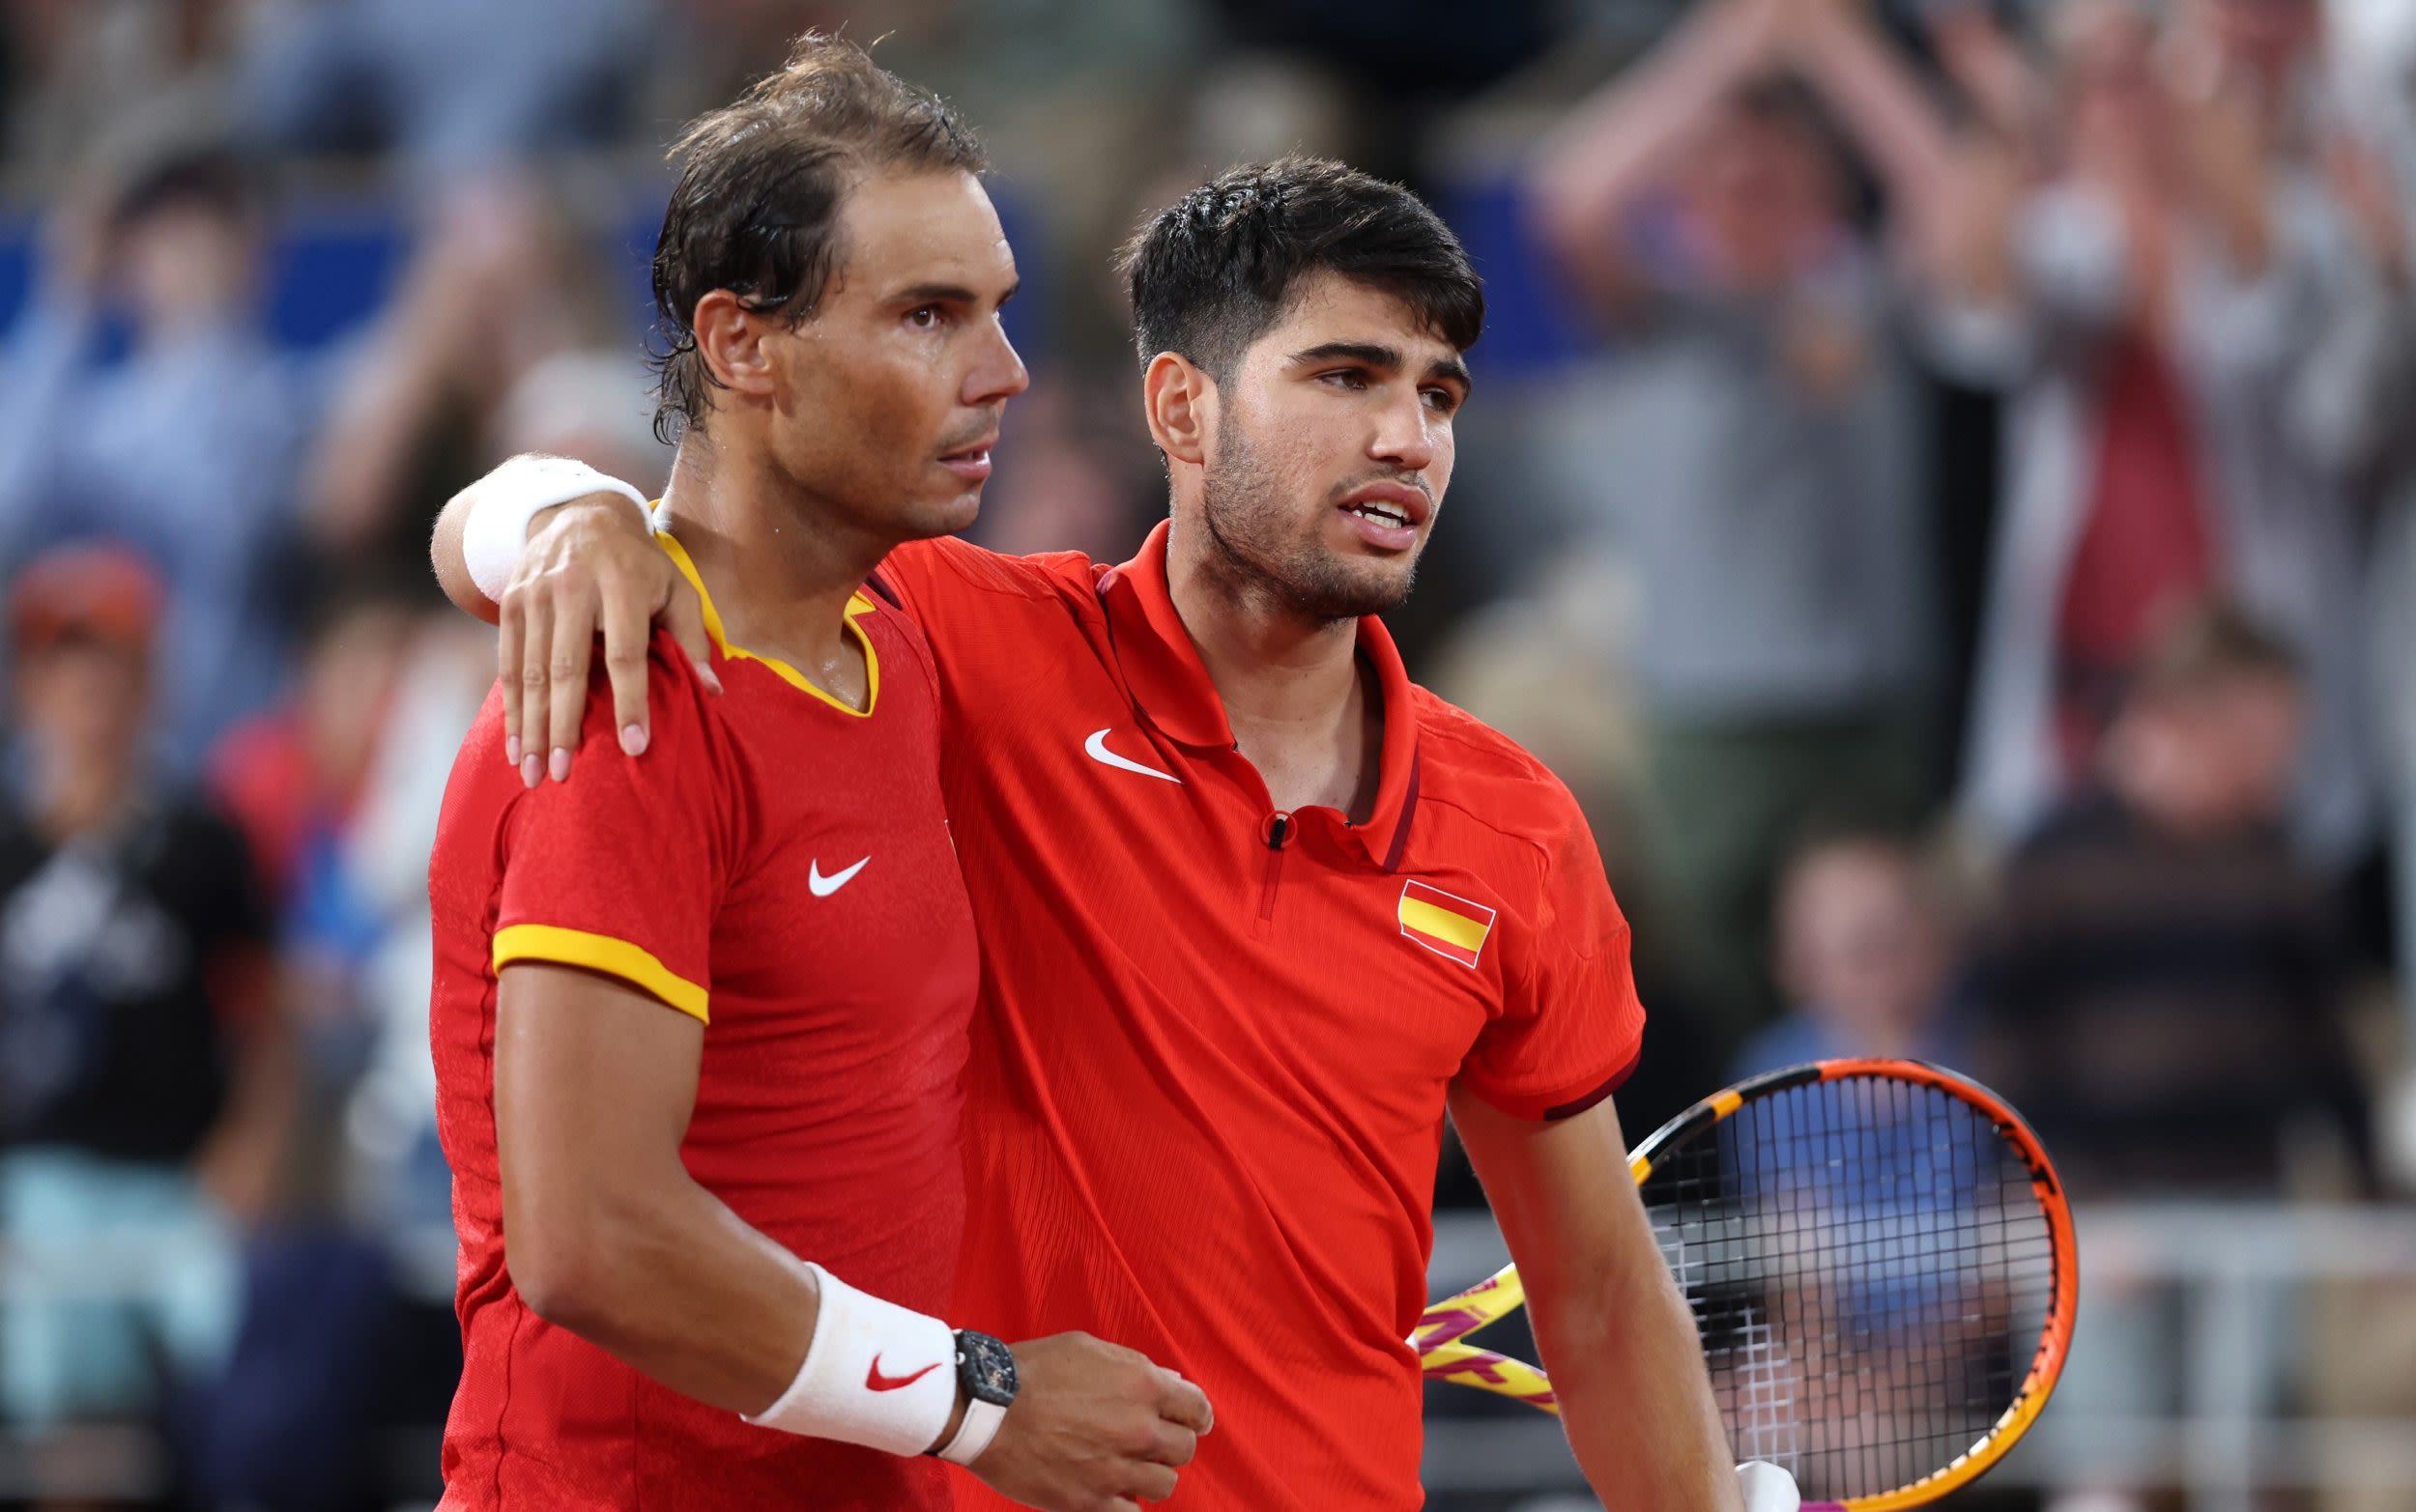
[959,1330,1020,1407]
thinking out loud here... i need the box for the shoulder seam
[912,537,1092,605]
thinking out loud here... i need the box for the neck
[1166,509,1362,731]
[657,429,895,667]
[31,745,133,845]
[1165,505,1380,816]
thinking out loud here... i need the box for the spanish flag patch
[1397,880,1496,968]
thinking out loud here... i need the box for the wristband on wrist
[463,455,650,605]
[741,1258,961,1457]
[1737,1460,1801,1512]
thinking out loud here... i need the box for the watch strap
[933,1393,1007,1466]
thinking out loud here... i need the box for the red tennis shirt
[873,523,1645,1510]
[426,534,977,1510]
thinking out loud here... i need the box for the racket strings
[1642,1075,2056,1501]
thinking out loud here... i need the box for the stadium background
[0,0,2412,1506]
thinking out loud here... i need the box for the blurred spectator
[211,578,489,1234]
[1,0,239,170]
[1930,0,2402,870]
[1729,821,1966,1082]
[231,0,657,178]
[492,348,674,497]
[2324,0,2416,1184]
[0,141,318,773]
[1965,600,2369,1197]
[191,585,486,1510]
[0,544,286,1435]
[1526,0,1954,1039]
[303,176,634,565]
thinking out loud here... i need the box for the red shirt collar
[1097,520,1423,870]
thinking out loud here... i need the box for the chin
[1294,558,1415,619]
[903,489,984,542]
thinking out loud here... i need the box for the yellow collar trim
[653,529,879,718]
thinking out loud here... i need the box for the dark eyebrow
[1426,355,1474,393]
[1290,341,1473,394]
[894,279,1021,308]
[1289,341,1402,371]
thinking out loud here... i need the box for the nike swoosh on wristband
[866,1357,941,1392]
[809,856,869,897]
[1083,728,1181,784]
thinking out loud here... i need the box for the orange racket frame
[1414,1059,2080,1510]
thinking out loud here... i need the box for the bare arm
[1784,0,1964,268]
[498,962,1212,1505]
[304,213,496,555]
[495,961,825,1410]
[1922,1,2050,154]
[1529,0,1784,295]
[1449,1087,1742,1510]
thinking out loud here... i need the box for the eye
[1422,385,1461,414]
[1319,369,1370,391]
[906,305,946,329]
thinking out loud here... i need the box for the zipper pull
[1264,812,1292,850]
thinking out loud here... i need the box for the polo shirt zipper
[1258,812,1291,922]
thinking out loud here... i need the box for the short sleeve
[1457,806,1647,1121]
[491,635,733,1023]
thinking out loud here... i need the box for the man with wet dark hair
[436,150,1780,1509]
[425,36,1208,1512]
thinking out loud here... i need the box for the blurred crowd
[1,0,2413,1508]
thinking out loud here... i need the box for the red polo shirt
[874,523,1643,1510]
[428,537,975,1510]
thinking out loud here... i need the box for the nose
[1368,387,1436,474]
[965,317,1030,408]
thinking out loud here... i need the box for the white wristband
[742,1259,960,1458]
[462,455,650,605]
[1738,1461,1801,1512]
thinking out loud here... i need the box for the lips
[937,432,997,485]
[1336,480,1431,533]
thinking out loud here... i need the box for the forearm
[522,1164,822,1414]
[1925,5,2044,151]
[1788,7,1960,250]
[1542,1253,1740,1508]
[1531,2,1775,250]
[1451,1089,1746,1507]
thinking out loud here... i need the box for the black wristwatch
[932,1329,1018,1464]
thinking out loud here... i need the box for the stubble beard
[1199,417,1416,624]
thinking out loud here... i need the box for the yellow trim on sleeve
[493,924,708,1023]
[652,530,878,717]
[1398,896,1492,953]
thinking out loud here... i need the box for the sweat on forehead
[1119,156,1485,378]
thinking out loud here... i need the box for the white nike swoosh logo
[808,856,870,897]
[1083,728,1181,784]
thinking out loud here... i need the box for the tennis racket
[1417,1059,2077,1509]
